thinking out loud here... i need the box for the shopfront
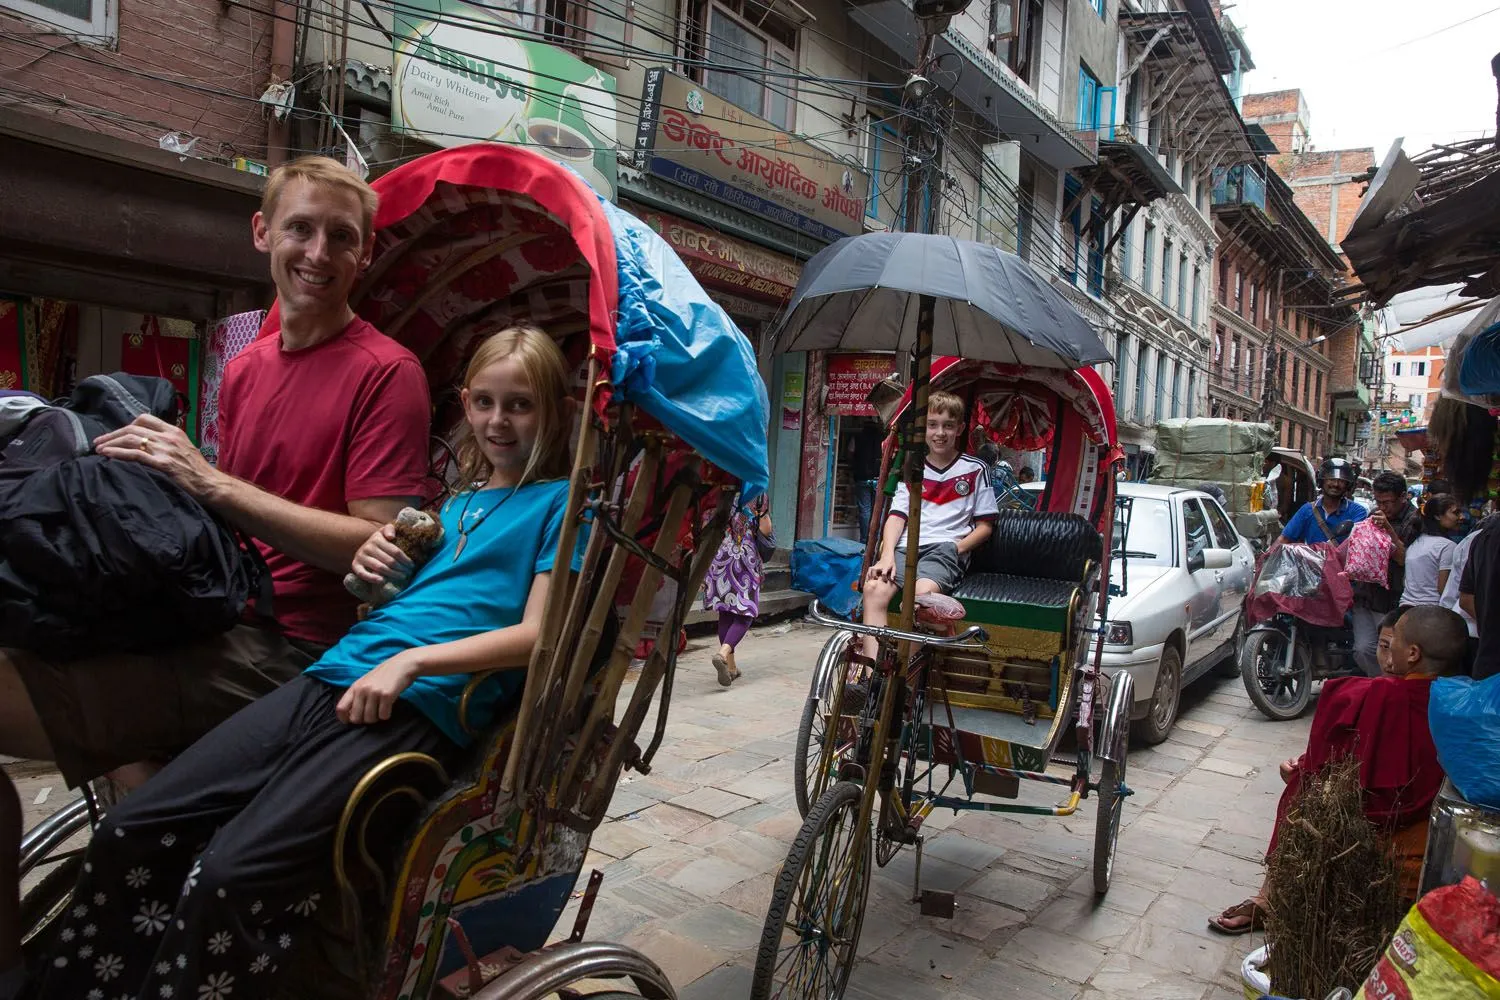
[812,353,900,540]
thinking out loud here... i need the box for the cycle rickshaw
[749,233,1133,1000]
[18,143,770,1000]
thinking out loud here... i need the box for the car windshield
[1112,498,1174,568]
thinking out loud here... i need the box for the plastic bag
[1356,877,1500,999]
[1343,519,1393,588]
[1246,541,1354,628]
[1429,674,1500,810]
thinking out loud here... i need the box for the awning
[1072,135,1184,249]
[0,108,269,319]
[1379,284,1489,351]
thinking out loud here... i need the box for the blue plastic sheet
[1457,320,1500,396]
[1430,673,1500,809]
[599,199,771,501]
[791,537,865,619]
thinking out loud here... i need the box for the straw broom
[1263,754,1407,1000]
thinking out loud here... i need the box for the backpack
[0,374,181,469]
[0,455,272,657]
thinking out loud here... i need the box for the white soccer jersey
[890,454,999,547]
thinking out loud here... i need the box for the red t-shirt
[217,317,431,646]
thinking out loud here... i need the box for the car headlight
[1104,621,1133,646]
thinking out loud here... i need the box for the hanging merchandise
[199,310,265,465]
[121,316,199,438]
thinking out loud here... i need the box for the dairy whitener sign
[392,3,618,199]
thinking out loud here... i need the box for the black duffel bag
[0,455,271,657]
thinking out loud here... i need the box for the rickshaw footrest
[919,890,956,918]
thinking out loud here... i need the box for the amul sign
[636,68,870,243]
[392,3,618,199]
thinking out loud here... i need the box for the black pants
[35,675,463,1000]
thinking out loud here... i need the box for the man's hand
[1371,508,1393,535]
[337,649,423,725]
[351,523,412,586]
[1279,757,1301,784]
[94,415,225,500]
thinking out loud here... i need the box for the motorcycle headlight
[1105,621,1133,646]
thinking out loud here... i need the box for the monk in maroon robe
[1208,606,1466,935]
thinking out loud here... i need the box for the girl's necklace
[448,483,519,561]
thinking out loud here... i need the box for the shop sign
[392,2,618,199]
[782,371,804,431]
[629,207,800,304]
[635,67,870,244]
[825,353,897,416]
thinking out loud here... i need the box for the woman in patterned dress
[702,495,774,687]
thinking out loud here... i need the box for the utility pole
[893,0,965,637]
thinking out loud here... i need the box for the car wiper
[1111,550,1158,558]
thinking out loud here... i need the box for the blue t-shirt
[1282,496,1368,544]
[305,478,571,746]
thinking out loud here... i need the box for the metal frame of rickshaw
[16,144,768,1000]
[755,344,1134,1000]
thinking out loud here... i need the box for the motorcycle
[1239,612,1359,720]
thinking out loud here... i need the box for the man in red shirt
[0,156,431,994]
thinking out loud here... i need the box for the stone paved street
[545,620,1309,1000]
[12,620,1312,999]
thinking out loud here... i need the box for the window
[1115,332,1130,397]
[1134,342,1149,422]
[1089,0,1106,16]
[1302,368,1311,409]
[1176,253,1188,315]
[866,118,905,225]
[701,1,797,129]
[1213,325,1224,369]
[1187,371,1196,417]
[0,0,113,38]
[1160,237,1172,304]
[1234,271,1245,315]
[1183,500,1211,566]
[1392,361,1403,377]
[1249,281,1259,322]
[1414,361,1428,376]
[1123,71,1140,141]
[1315,372,1323,410]
[989,0,1042,84]
[1143,223,1157,292]
[1171,363,1182,417]
[1247,345,1258,395]
[1120,220,1133,280]
[1410,392,1425,410]
[1154,353,1168,421]
[1191,266,1202,327]
[1078,64,1101,132]
[1217,257,1229,305]
[1203,498,1238,550]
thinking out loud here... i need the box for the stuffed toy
[343,507,445,614]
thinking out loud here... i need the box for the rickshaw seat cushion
[968,509,1101,582]
[951,574,1077,609]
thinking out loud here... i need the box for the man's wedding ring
[139,437,152,453]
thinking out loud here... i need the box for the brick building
[1242,88,1381,464]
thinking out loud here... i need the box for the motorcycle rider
[1281,457,1368,545]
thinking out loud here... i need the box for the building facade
[1242,87,1381,464]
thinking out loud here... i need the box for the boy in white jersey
[860,391,999,660]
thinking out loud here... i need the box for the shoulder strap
[1310,503,1351,542]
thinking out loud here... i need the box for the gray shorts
[892,541,967,592]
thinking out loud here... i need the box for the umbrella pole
[898,293,936,634]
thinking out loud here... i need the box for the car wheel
[1216,615,1245,679]
[1132,644,1181,745]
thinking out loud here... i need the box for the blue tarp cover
[601,199,771,501]
[791,536,865,619]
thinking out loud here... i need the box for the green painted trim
[955,599,1068,633]
[186,338,200,443]
[13,299,29,393]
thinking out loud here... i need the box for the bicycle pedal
[919,889,955,918]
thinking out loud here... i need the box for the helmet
[1319,457,1356,485]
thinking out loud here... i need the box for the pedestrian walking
[1400,493,1461,608]
[703,495,775,687]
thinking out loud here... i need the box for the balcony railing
[1212,164,1266,211]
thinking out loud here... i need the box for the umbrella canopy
[766,232,1110,368]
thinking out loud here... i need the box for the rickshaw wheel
[752,781,871,1000]
[1092,720,1129,896]
[19,852,82,967]
[794,631,854,819]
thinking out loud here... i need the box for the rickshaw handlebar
[805,601,990,648]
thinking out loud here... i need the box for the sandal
[1207,898,1267,936]
[712,653,735,687]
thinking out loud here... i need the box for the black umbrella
[766,232,1110,368]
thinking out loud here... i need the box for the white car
[1082,483,1255,744]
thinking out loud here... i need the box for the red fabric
[1268,675,1444,856]
[257,144,618,415]
[1246,540,1355,627]
[219,317,432,645]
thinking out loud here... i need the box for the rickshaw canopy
[255,145,769,498]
